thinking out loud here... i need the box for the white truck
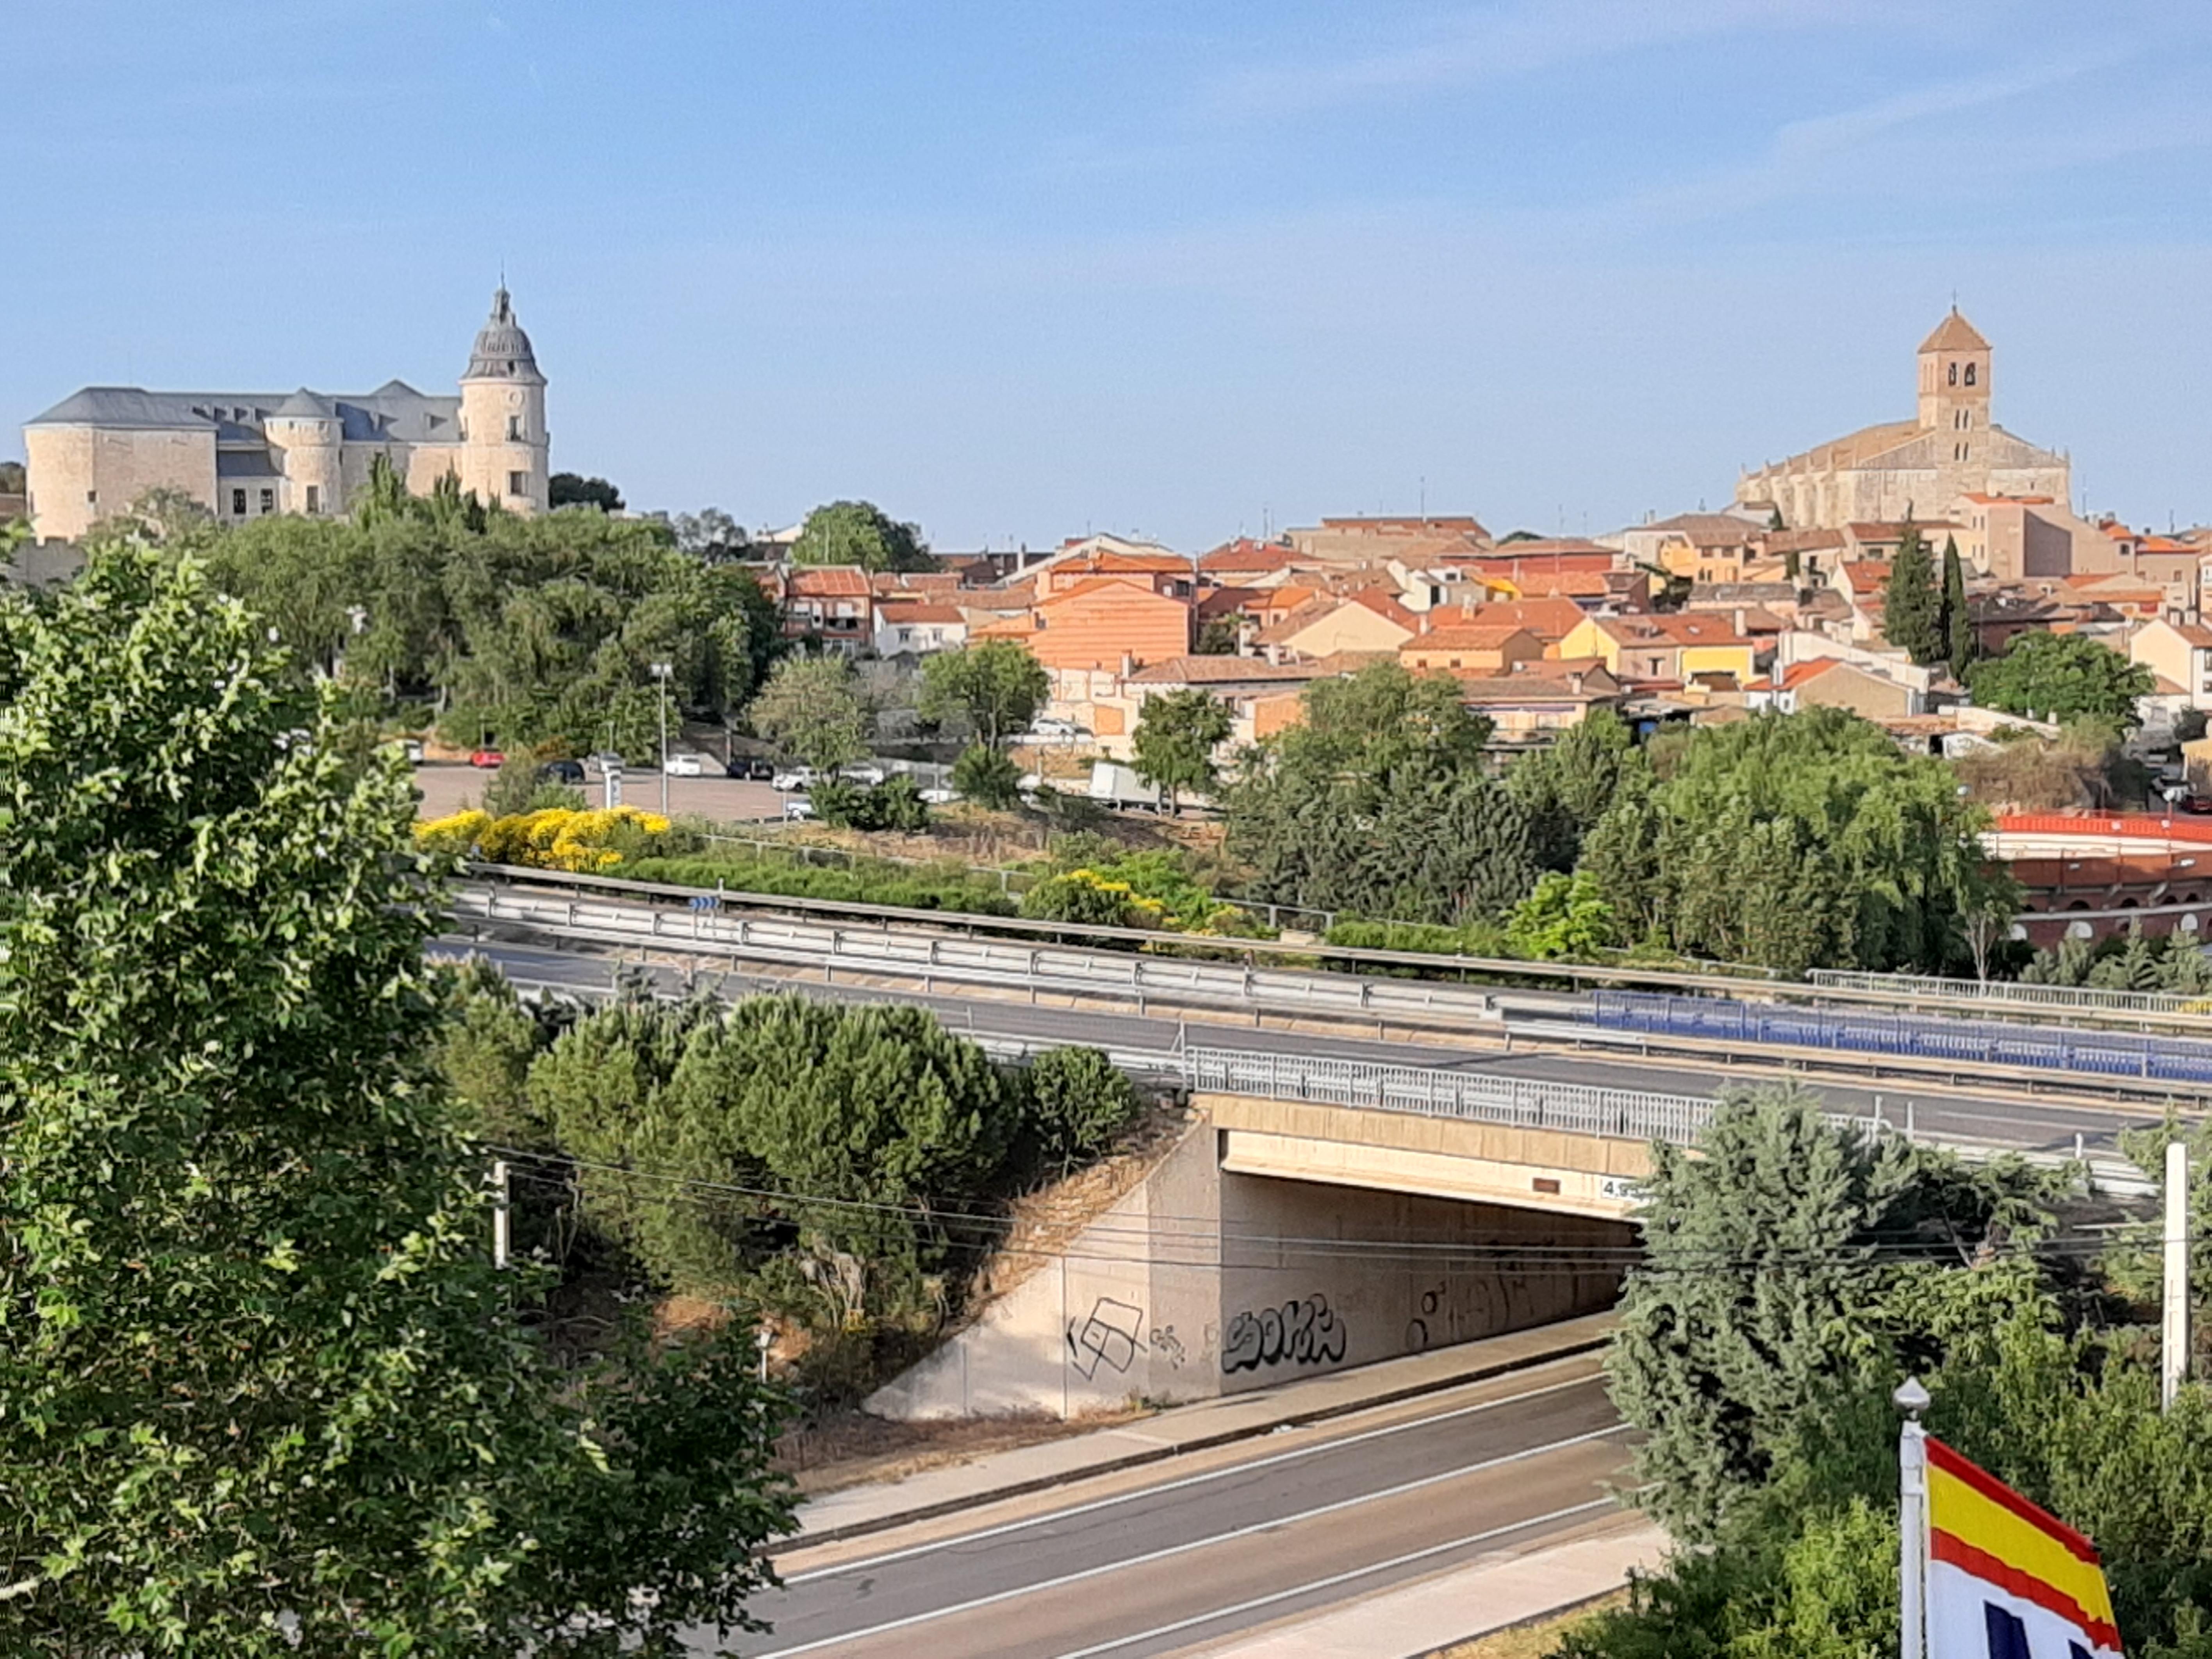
[1087,760,1166,812]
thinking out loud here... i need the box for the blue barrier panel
[1589,990,2212,1085]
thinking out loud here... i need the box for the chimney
[1568,669,1586,695]
[1733,607,1747,636]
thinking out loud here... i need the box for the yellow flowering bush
[413,806,672,872]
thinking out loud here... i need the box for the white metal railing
[1808,969,2212,1019]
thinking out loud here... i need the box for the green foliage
[521,992,1142,1394]
[812,772,932,833]
[1132,687,1234,811]
[0,547,794,1655]
[1608,1083,2064,1542]
[1506,709,1648,871]
[624,852,1018,915]
[2025,926,2212,995]
[1969,630,2158,727]
[789,499,932,572]
[1196,615,1243,654]
[917,639,1050,750]
[1941,534,1974,680]
[548,472,624,511]
[1225,662,1533,925]
[752,653,872,771]
[951,742,1024,808]
[182,490,782,758]
[1324,916,1510,958]
[1502,871,1615,959]
[1016,1047,1144,1173]
[1883,521,1943,664]
[1581,708,2012,974]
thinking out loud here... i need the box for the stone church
[20,286,549,542]
[1734,309,2069,531]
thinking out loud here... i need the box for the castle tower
[457,284,549,515]
[1916,306,1991,441]
[264,389,342,518]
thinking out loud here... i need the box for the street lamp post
[650,661,673,816]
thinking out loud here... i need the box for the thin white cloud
[1205,0,1877,115]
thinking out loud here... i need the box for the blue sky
[9,1,2211,548]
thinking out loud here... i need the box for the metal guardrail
[1183,1047,1714,1143]
[1807,969,2212,1019]
[1597,990,2212,1086]
[454,884,1499,1026]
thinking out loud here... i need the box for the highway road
[438,937,2161,1161]
[712,1354,1631,1658]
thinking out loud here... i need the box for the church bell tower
[1916,305,1991,442]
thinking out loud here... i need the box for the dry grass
[1428,1589,1627,1658]
[778,1405,1153,1497]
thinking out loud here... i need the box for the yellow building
[1559,613,1760,684]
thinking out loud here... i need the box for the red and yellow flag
[1925,1436,2121,1658]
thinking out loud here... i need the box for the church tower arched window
[1964,363,1977,387]
[1948,363,1958,385]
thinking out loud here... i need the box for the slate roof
[27,382,463,446]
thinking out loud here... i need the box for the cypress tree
[1940,534,1973,680]
[1882,521,1942,664]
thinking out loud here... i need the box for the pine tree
[1939,534,1973,680]
[1882,521,1942,664]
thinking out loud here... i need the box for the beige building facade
[22,287,549,541]
[1736,309,2069,532]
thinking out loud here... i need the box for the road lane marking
[1052,1495,1619,1658]
[778,1368,1607,1585]
[748,1423,1627,1655]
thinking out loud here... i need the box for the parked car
[783,797,817,821]
[725,756,775,781]
[2181,796,2212,816]
[538,759,585,785]
[771,767,817,792]
[1028,717,1079,739]
[665,752,706,777]
[919,785,958,805]
[840,762,888,786]
[399,738,425,765]
[585,750,624,776]
[469,747,505,769]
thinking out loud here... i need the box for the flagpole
[1896,1377,1930,1659]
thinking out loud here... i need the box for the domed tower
[265,389,341,516]
[458,284,549,515]
[1916,306,1991,440]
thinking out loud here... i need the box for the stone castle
[20,286,549,542]
[1735,308,2070,530]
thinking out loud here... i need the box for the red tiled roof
[787,566,872,597]
[877,602,966,624]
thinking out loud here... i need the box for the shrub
[1020,869,1168,931]
[813,774,932,833]
[623,854,1018,916]
[420,805,673,872]
[1020,1047,1143,1173]
[951,744,1023,808]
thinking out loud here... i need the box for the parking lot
[410,762,796,825]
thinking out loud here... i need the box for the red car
[2180,796,2212,816]
[469,747,506,769]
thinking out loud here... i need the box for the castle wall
[25,426,217,541]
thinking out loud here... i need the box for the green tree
[549,472,624,511]
[1502,871,1615,959]
[1132,687,1234,813]
[752,652,871,771]
[1506,708,1647,871]
[1969,630,2157,727]
[0,458,25,494]
[790,499,931,573]
[0,548,794,1655]
[1607,1083,2061,1543]
[1196,615,1242,654]
[1940,533,1974,680]
[917,639,1050,750]
[1883,521,1943,664]
[1019,1047,1143,1174]
[1582,708,2009,974]
[951,742,1024,808]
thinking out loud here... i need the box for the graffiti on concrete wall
[1222,1294,1347,1374]
[1066,1296,1145,1380]
[1149,1325,1187,1369]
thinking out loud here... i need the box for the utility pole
[651,660,673,817]
[1895,1376,1930,1659]
[491,1159,511,1271]
[2164,1137,2190,1411]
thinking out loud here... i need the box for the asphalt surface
[712,1357,1627,1659]
[438,937,2157,1159]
